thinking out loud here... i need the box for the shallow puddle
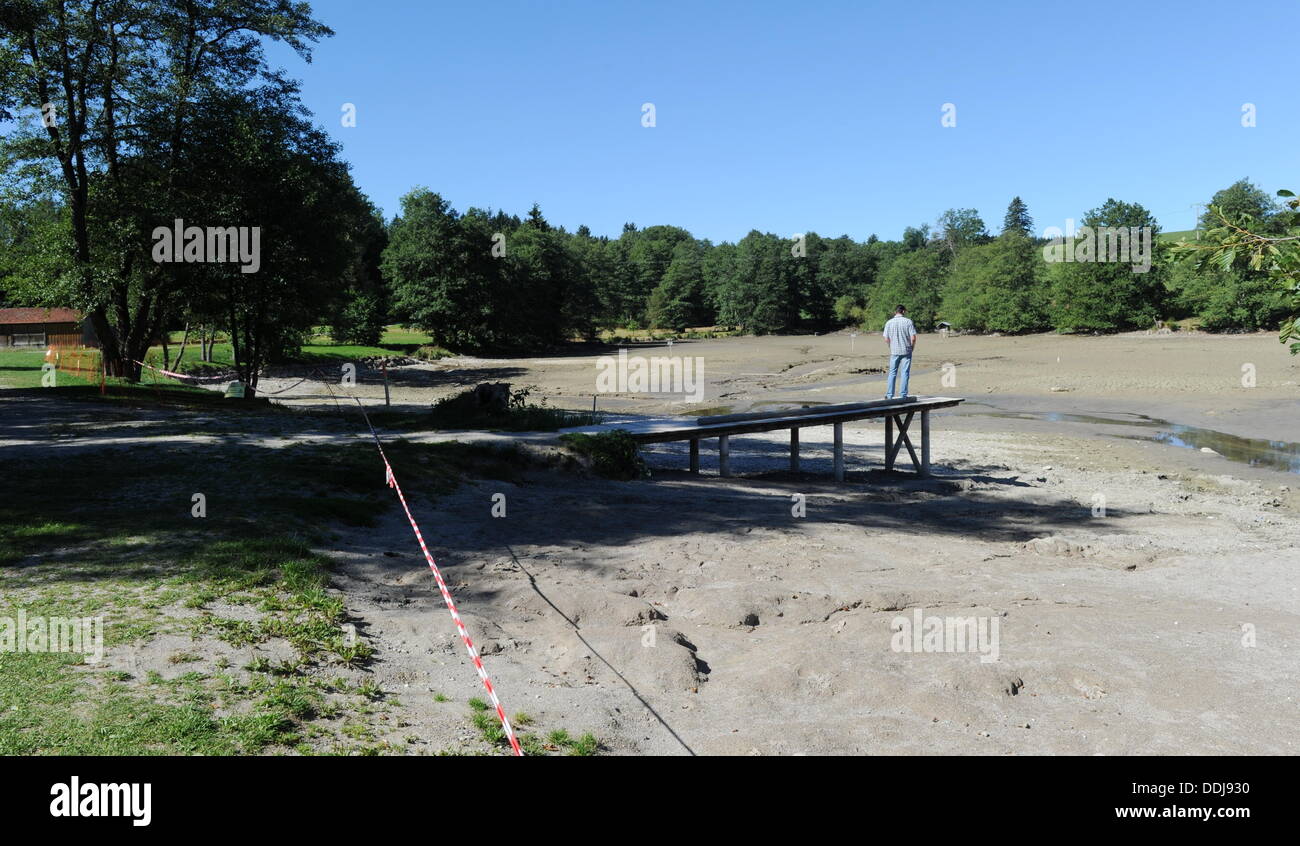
[970,408,1300,474]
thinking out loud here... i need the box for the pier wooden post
[719,435,731,477]
[921,410,931,476]
[833,423,844,481]
[885,415,894,470]
[689,438,700,474]
[790,428,800,472]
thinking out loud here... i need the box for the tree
[0,0,332,379]
[902,224,930,251]
[648,239,708,330]
[817,236,876,327]
[1173,188,1300,353]
[179,88,373,392]
[624,225,692,325]
[1165,260,1288,332]
[936,208,989,256]
[943,231,1047,332]
[569,228,620,334]
[700,240,736,324]
[1002,197,1033,236]
[869,246,947,331]
[331,206,390,345]
[384,194,589,353]
[526,202,551,231]
[499,219,579,348]
[557,228,600,342]
[0,193,72,307]
[1198,179,1277,232]
[385,192,508,353]
[1048,199,1166,332]
[716,231,797,334]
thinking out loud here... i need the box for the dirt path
[320,421,1298,755]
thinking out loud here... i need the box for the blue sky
[266,0,1299,242]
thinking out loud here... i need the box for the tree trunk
[172,323,191,372]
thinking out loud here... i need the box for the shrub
[427,385,601,431]
[559,431,649,480]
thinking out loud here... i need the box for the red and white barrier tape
[319,378,523,756]
[132,359,200,381]
[132,361,333,396]
[130,356,524,753]
[380,457,523,755]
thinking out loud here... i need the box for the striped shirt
[883,315,916,355]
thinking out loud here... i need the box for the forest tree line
[379,178,1295,352]
[1,2,1296,386]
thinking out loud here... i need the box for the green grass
[3,328,448,391]
[143,333,449,377]
[0,433,538,755]
[544,728,601,756]
[0,651,307,755]
[299,343,406,362]
[0,348,237,404]
[0,348,97,389]
[379,325,436,345]
[464,704,599,756]
[559,431,650,480]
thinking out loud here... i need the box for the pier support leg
[790,428,800,472]
[886,412,919,472]
[921,411,931,476]
[833,423,844,482]
[719,435,731,477]
[689,438,700,474]
[885,415,894,471]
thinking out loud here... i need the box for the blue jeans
[886,353,912,399]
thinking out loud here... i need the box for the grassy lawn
[0,348,98,389]
[1,340,609,753]
[0,327,450,391]
[0,423,590,755]
[140,324,449,376]
[379,325,435,345]
[0,348,226,403]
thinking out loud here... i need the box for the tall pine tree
[1002,197,1033,236]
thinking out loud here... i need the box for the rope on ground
[252,373,317,395]
[312,370,524,756]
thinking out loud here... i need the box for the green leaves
[1171,187,1300,352]
[942,231,1048,333]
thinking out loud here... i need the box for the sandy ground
[8,330,1300,754]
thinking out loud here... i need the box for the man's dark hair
[895,305,906,314]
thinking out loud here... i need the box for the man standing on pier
[882,305,917,400]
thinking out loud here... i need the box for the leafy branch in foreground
[1169,190,1300,354]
